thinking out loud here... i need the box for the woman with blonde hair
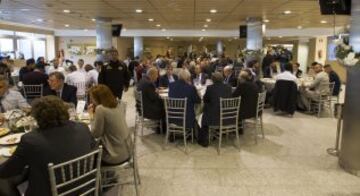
[88,84,131,165]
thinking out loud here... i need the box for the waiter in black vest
[98,49,131,99]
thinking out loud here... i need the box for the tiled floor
[108,87,360,196]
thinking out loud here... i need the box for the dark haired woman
[88,84,131,165]
[0,96,95,196]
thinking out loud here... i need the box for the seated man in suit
[169,69,201,130]
[292,62,303,78]
[22,67,48,86]
[0,96,96,196]
[223,65,237,87]
[192,64,209,86]
[299,63,330,111]
[43,72,78,106]
[232,69,261,134]
[324,64,341,96]
[158,65,178,88]
[198,72,232,147]
[136,67,165,133]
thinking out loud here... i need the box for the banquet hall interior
[1,0,360,195]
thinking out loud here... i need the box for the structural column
[217,40,224,56]
[96,17,113,61]
[339,0,360,176]
[246,17,263,50]
[134,36,144,58]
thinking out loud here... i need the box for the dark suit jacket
[0,121,95,196]
[224,73,237,87]
[329,71,341,96]
[158,74,178,88]
[22,71,48,86]
[136,77,164,120]
[43,83,77,106]
[272,80,298,115]
[192,73,209,85]
[294,69,303,78]
[19,67,33,82]
[202,82,232,126]
[169,80,201,128]
[232,81,260,120]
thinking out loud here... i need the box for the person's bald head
[147,67,159,82]
[223,65,233,77]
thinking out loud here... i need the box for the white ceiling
[0,0,350,30]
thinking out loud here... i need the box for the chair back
[134,90,143,117]
[256,91,267,119]
[164,97,187,130]
[328,82,336,96]
[69,82,87,97]
[22,84,43,99]
[48,147,103,196]
[219,97,241,128]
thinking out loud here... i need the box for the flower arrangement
[94,48,117,55]
[238,49,264,58]
[335,39,360,67]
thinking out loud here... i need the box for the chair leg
[164,129,170,149]
[317,101,321,118]
[235,129,240,151]
[218,130,222,155]
[208,128,212,145]
[159,120,163,134]
[260,116,265,139]
[254,121,258,145]
[141,118,144,136]
[191,129,194,143]
[183,129,188,154]
[133,167,140,196]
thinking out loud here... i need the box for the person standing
[19,58,35,82]
[98,50,130,99]
[324,64,341,96]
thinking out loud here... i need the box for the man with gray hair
[223,65,237,87]
[169,69,201,130]
[136,67,165,133]
[198,72,232,147]
[0,75,30,113]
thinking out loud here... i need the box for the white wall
[57,36,97,65]
[297,42,309,72]
[314,36,328,65]
[46,35,55,60]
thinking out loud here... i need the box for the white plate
[0,133,24,145]
[0,146,17,157]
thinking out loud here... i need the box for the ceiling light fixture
[283,10,292,15]
[21,9,30,11]
[156,24,161,27]
[91,18,96,22]
[320,20,328,24]
[206,18,212,22]
[65,24,70,27]
[297,25,303,29]
[204,24,208,28]
[84,29,88,31]
[135,9,143,13]
[278,36,283,38]
[201,29,206,32]
[161,28,166,31]
[210,9,217,14]
[36,19,44,22]
[148,18,154,22]
[63,9,70,13]
[263,19,270,23]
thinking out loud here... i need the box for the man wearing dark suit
[169,69,201,129]
[223,65,237,87]
[19,58,35,82]
[192,65,209,85]
[43,72,78,106]
[22,68,48,86]
[136,67,165,125]
[232,69,261,134]
[0,96,95,196]
[198,72,232,147]
[158,65,178,88]
[293,62,303,78]
[262,51,274,77]
[324,64,341,96]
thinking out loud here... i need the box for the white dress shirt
[47,66,66,75]
[0,90,30,112]
[86,69,99,87]
[275,71,297,82]
[65,71,86,96]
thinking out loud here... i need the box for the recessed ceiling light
[63,9,70,13]
[36,18,43,22]
[65,24,70,27]
[320,20,328,24]
[297,25,303,29]
[206,18,212,22]
[84,29,88,31]
[264,19,270,23]
[91,18,96,22]
[283,10,292,14]
[201,29,206,32]
[148,18,154,22]
[204,24,208,28]
[278,36,283,38]
[161,28,166,31]
[210,9,217,14]
[135,9,143,13]
[156,24,161,27]
[21,9,29,11]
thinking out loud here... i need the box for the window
[17,39,32,59]
[33,40,46,59]
[0,38,15,58]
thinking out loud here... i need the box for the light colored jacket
[309,71,330,94]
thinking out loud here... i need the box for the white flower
[344,45,351,50]
[344,52,359,66]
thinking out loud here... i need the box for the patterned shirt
[0,89,30,112]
